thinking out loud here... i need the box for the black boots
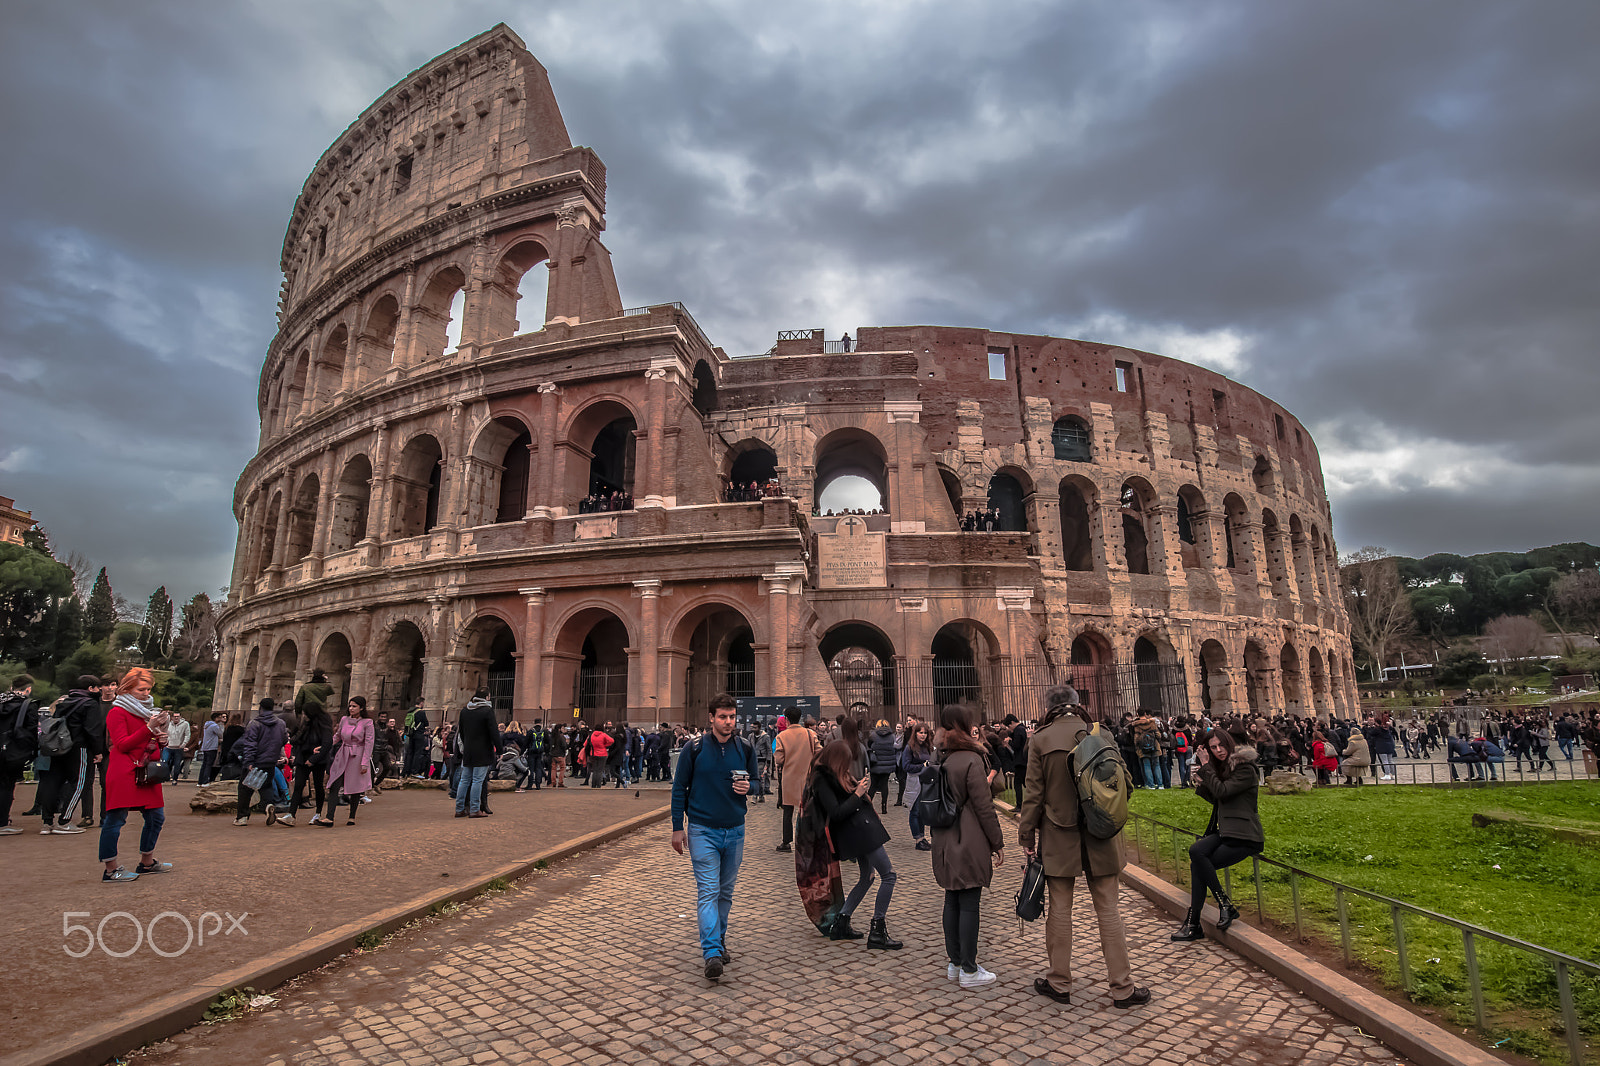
[829,914,865,941]
[1171,908,1204,941]
[866,918,903,950]
[1213,889,1239,932]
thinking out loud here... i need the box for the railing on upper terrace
[1124,810,1599,1065]
[616,302,714,354]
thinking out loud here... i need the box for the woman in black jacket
[806,740,903,950]
[1173,728,1264,942]
[285,702,333,826]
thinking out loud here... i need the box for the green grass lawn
[1128,783,1600,1064]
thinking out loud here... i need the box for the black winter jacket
[808,765,891,862]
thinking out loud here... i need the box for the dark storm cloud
[0,1,1594,604]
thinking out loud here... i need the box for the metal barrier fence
[1316,756,1597,786]
[1125,810,1600,1064]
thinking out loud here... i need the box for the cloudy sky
[1,1,1596,607]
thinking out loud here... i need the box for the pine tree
[53,594,85,664]
[139,586,175,664]
[85,568,116,643]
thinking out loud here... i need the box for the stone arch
[1309,522,1330,600]
[314,631,354,709]
[669,599,759,714]
[1051,415,1093,462]
[268,637,300,705]
[937,464,963,525]
[1261,509,1291,599]
[1119,476,1158,575]
[1058,474,1098,572]
[1222,492,1250,572]
[265,367,285,437]
[238,644,260,710]
[692,360,718,416]
[287,349,311,425]
[551,604,633,721]
[821,621,898,721]
[931,618,1001,717]
[1132,631,1180,714]
[814,427,890,514]
[464,414,534,527]
[415,263,469,360]
[374,619,427,719]
[725,437,778,499]
[1289,514,1316,601]
[316,324,349,407]
[1307,646,1330,719]
[285,472,321,566]
[1252,453,1275,496]
[561,397,641,506]
[484,237,551,341]
[360,292,401,377]
[257,490,283,577]
[455,611,520,719]
[1068,628,1116,721]
[987,466,1031,532]
[391,433,444,538]
[1198,638,1233,715]
[1243,639,1273,717]
[1176,484,1207,568]
[1280,641,1304,716]
[328,454,372,553]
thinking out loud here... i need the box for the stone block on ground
[1265,769,1313,794]
[189,783,239,813]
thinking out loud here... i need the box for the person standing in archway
[774,713,820,852]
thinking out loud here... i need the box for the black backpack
[914,755,962,829]
[0,694,36,766]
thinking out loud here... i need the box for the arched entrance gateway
[375,621,427,720]
[551,607,631,724]
[672,603,758,720]
[314,633,353,710]
[456,615,518,721]
[822,622,896,723]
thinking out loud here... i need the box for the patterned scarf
[113,693,158,721]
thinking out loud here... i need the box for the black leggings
[324,778,360,820]
[1189,835,1263,916]
[868,772,891,810]
[840,845,897,922]
[942,887,982,970]
[290,765,325,816]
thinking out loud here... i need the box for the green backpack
[1071,723,1132,840]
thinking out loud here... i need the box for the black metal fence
[827,660,1190,725]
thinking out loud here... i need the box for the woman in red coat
[99,669,173,882]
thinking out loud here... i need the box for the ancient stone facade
[215,25,1357,726]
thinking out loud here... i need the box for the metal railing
[1310,755,1596,787]
[1125,810,1600,1064]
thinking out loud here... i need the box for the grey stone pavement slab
[127,803,1407,1066]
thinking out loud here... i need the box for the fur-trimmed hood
[1229,744,1259,770]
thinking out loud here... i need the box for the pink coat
[328,716,375,794]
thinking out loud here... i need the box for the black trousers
[868,772,891,811]
[290,764,325,815]
[38,749,88,824]
[781,804,795,846]
[942,887,983,970]
[1188,834,1263,916]
[0,761,21,826]
[894,767,906,804]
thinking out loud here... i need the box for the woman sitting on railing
[1172,728,1263,943]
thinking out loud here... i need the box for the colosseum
[214,24,1358,728]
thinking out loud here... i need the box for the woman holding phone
[804,740,903,949]
[1172,728,1263,941]
[99,668,174,882]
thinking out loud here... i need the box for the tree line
[0,527,220,709]
[1341,541,1600,686]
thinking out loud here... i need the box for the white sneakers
[959,964,998,989]
[947,963,958,982]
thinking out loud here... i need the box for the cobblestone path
[133,803,1404,1066]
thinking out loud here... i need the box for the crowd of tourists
[724,478,784,502]
[575,487,635,513]
[959,508,1005,532]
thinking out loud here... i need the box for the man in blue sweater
[671,693,760,981]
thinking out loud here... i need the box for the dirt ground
[0,779,668,1061]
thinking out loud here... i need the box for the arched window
[692,361,717,416]
[1059,479,1094,571]
[1052,416,1092,462]
[987,472,1029,532]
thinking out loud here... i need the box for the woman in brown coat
[931,704,1006,989]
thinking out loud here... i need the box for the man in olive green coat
[1017,685,1150,1008]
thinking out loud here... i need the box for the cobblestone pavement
[132,803,1406,1066]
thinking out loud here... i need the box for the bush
[1469,674,1498,692]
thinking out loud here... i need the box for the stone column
[518,588,548,711]
[362,421,391,553]
[266,478,294,589]
[764,573,791,696]
[639,367,670,508]
[228,491,257,604]
[422,594,451,715]
[306,448,337,580]
[437,399,467,536]
[532,383,561,518]
[395,263,419,367]
[347,609,374,700]
[634,580,662,719]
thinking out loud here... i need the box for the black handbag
[1015,836,1047,922]
[137,759,172,786]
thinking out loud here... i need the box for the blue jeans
[99,806,165,863]
[1140,756,1160,787]
[1176,755,1191,787]
[686,822,745,959]
[455,765,489,814]
[162,747,184,777]
[1559,738,1574,760]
